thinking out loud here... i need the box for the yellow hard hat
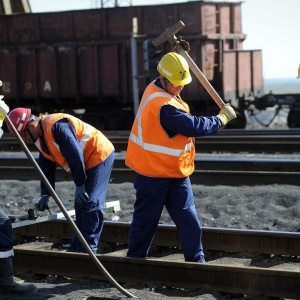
[157,52,192,86]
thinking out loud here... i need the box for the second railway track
[1,129,300,153]
[0,153,299,185]
[4,129,300,298]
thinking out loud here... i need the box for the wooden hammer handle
[176,44,225,109]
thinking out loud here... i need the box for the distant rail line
[0,153,299,185]
[1,129,300,185]
[1,129,300,153]
[11,220,300,298]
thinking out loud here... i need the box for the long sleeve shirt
[39,119,86,196]
[154,78,222,138]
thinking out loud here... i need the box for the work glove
[174,36,190,52]
[75,184,89,205]
[35,195,50,211]
[217,103,237,126]
[0,98,9,127]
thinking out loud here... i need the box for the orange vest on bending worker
[36,113,114,172]
[125,82,195,178]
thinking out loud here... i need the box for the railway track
[0,153,299,185]
[1,129,300,153]
[4,129,300,298]
[11,219,300,298]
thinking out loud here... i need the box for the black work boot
[0,257,37,294]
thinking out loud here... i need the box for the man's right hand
[217,103,237,126]
[75,184,89,205]
[175,36,190,52]
[35,195,50,211]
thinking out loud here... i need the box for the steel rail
[13,220,300,256]
[11,220,300,298]
[1,130,300,153]
[1,155,300,185]
[4,116,136,298]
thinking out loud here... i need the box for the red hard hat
[8,108,31,135]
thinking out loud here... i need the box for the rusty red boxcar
[0,1,264,129]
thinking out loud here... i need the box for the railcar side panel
[237,51,252,98]
[7,14,38,44]
[73,10,103,40]
[0,1,262,129]
[98,43,122,98]
[39,12,73,42]
[78,45,99,97]
[56,46,76,97]
[231,3,242,33]
[38,47,57,98]
[139,5,180,36]
[0,17,8,43]
[218,4,231,34]
[222,51,237,103]
[223,49,263,107]
[0,50,16,98]
[17,49,37,98]
[106,7,138,38]
[251,50,264,96]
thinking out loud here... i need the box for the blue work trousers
[127,174,205,262]
[71,150,114,253]
[0,209,14,258]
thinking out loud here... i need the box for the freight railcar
[0,1,272,129]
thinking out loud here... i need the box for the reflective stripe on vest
[44,114,94,154]
[39,113,114,172]
[129,90,193,157]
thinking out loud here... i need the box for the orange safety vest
[125,82,195,178]
[35,113,114,172]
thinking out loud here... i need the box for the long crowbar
[4,114,136,299]
[152,20,226,109]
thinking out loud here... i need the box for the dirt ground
[3,180,300,233]
[1,180,300,300]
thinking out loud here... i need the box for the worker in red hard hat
[8,107,34,138]
[0,100,37,295]
[8,107,115,254]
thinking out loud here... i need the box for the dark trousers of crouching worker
[70,150,114,253]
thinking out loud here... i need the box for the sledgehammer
[152,20,226,109]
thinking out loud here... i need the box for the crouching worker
[8,108,115,254]
[0,99,37,295]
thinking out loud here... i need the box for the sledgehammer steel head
[152,20,185,47]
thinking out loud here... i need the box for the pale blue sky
[28,0,300,80]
